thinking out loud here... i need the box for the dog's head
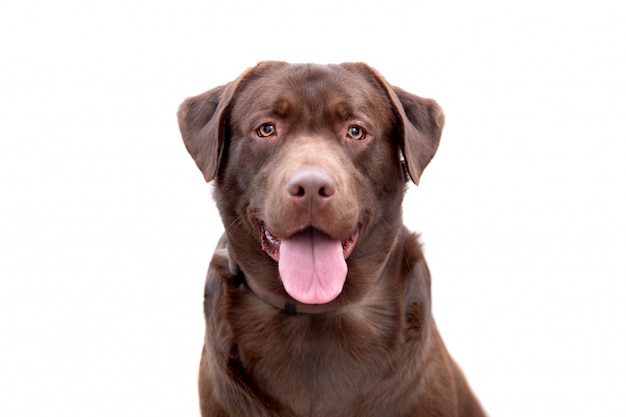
[178,62,443,307]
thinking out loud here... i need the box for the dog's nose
[286,167,336,209]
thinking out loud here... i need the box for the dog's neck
[230,264,343,315]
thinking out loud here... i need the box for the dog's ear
[177,82,236,182]
[340,63,444,185]
[177,61,288,182]
[390,86,444,185]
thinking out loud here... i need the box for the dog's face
[178,62,443,307]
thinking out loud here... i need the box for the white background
[1,0,624,415]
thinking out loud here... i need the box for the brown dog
[178,62,485,417]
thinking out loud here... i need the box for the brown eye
[347,126,366,140]
[257,123,276,137]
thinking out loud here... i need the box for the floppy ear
[177,82,237,182]
[389,86,445,185]
[177,61,290,182]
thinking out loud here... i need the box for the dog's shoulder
[396,227,431,298]
[394,228,433,342]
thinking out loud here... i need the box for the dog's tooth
[265,230,279,246]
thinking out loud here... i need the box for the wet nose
[286,167,336,210]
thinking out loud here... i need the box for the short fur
[178,61,485,417]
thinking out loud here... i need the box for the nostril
[318,184,335,198]
[287,183,307,198]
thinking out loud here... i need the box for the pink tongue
[278,228,347,304]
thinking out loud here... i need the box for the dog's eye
[347,126,366,140]
[257,124,276,138]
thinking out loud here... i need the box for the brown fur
[178,62,485,417]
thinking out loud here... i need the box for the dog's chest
[225,302,404,415]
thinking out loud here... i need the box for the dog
[178,61,485,417]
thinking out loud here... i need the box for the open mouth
[256,220,363,304]
[257,220,362,262]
